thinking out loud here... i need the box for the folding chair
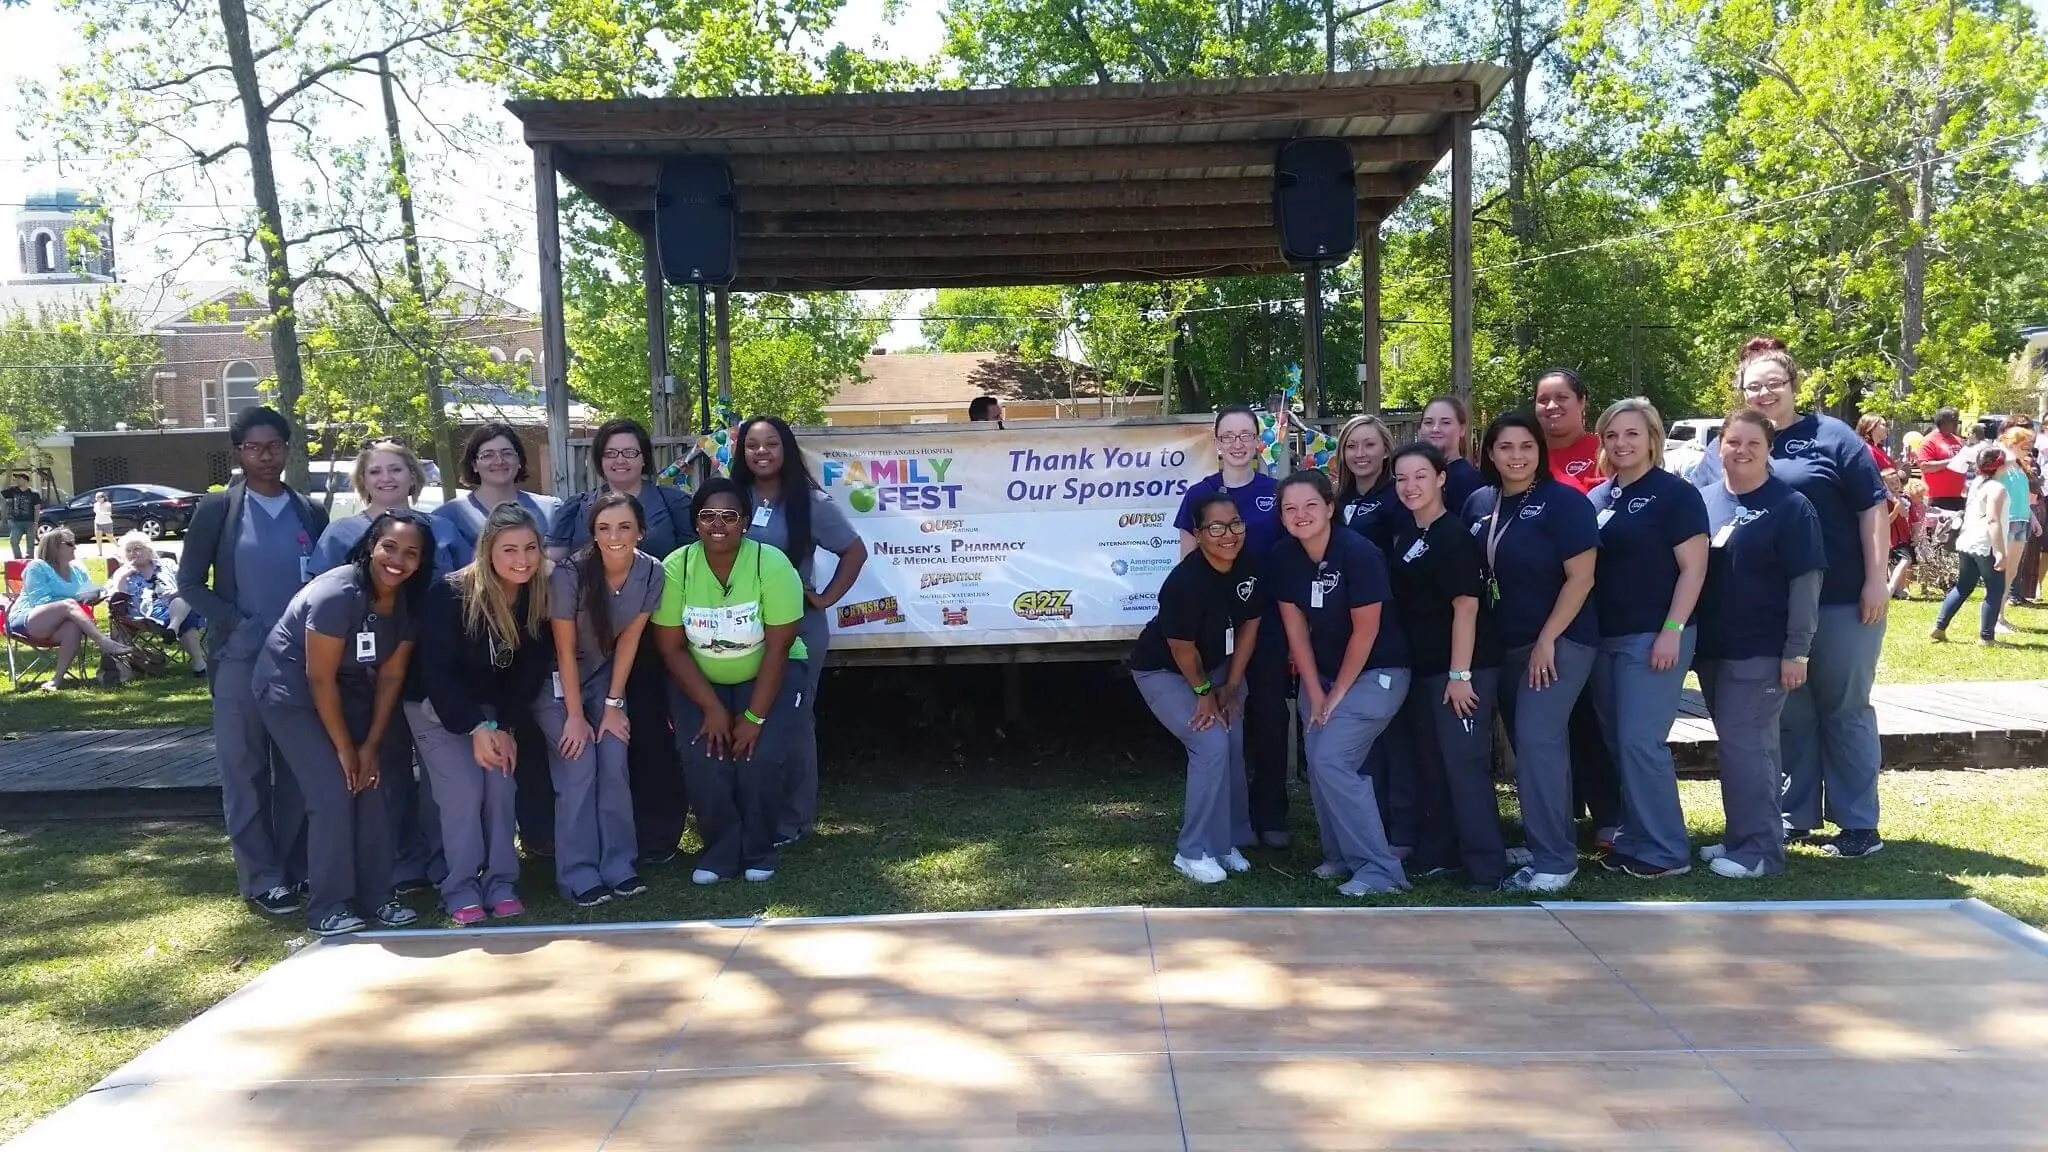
[2,558,99,690]
[106,560,187,678]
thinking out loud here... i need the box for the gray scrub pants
[1401,669,1507,885]
[1697,656,1789,875]
[1133,666,1254,861]
[1299,670,1411,892]
[260,702,391,924]
[211,656,307,897]
[1782,604,1884,833]
[1590,629,1696,871]
[1499,638,1597,876]
[778,610,830,842]
[534,688,640,897]
[672,664,807,878]
[406,701,520,914]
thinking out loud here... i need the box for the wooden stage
[15,901,2048,1150]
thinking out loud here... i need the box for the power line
[0,326,541,370]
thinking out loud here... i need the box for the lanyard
[1484,489,1528,607]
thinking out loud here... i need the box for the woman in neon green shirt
[652,476,810,884]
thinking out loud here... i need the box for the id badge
[551,670,564,699]
[1712,523,1736,549]
[1224,627,1235,656]
[1487,575,1501,607]
[751,503,772,528]
[354,630,377,663]
[1401,537,1427,563]
[300,555,313,583]
[1596,508,1616,529]
[1309,581,1324,609]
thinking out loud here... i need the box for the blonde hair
[1594,396,1667,472]
[36,526,75,563]
[351,440,427,502]
[453,503,550,649]
[1333,414,1395,500]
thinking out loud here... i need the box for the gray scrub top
[253,565,412,714]
[434,490,562,572]
[548,483,693,561]
[749,488,859,593]
[309,512,376,575]
[547,551,664,696]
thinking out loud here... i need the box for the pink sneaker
[489,897,525,919]
[450,904,486,926]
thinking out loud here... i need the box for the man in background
[968,396,1004,427]
[3,471,42,559]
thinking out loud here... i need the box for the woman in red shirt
[1856,415,1894,473]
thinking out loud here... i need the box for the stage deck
[14,901,2048,1151]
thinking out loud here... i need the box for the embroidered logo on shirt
[1255,495,1276,512]
[1628,496,1654,514]
[1315,570,1342,598]
[1236,578,1257,602]
[1518,503,1545,520]
[1732,506,1769,527]
[1782,439,1813,456]
[1565,459,1592,476]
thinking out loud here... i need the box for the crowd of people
[171,408,870,936]
[1136,336,1896,895]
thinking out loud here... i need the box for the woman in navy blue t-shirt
[1421,396,1485,514]
[1334,414,1402,551]
[1269,469,1412,896]
[1696,408,1826,879]
[1585,398,1708,880]
[1173,406,1289,848]
[1689,338,1890,859]
[1460,412,1599,894]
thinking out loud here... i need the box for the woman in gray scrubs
[309,442,430,573]
[433,422,562,571]
[730,416,868,846]
[540,492,663,906]
[253,512,433,937]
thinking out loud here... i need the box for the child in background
[1884,470,1915,600]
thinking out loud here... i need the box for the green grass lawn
[6,758,2048,1140]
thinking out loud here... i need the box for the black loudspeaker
[655,157,738,286]
[1273,138,1357,263]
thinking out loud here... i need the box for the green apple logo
[848,486,877,513]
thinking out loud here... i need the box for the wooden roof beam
[562,136,1443,186]
[742,249,1287,281]
[747,228,1281,261]
[514,82,1480,144]
[579,175,1404,214]
[740,205,1379,237]
[736,262,1299,291]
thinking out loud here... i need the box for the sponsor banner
[804,421,1215,648]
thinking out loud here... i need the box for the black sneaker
[638,848,679,867]
[571,886,613,908]
[520,841,555,860]
[612,875,649,898]
[1821,829,1884,859]
[1409,865,1460,881]
[310,910,367,937]
[373,901,419,927]
[251,885,304,917]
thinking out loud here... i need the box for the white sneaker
[1709,856,1767,879]
[1698,843,1728,862]
[1498,866,1576,894]
[1220,849,1251,873]
[1997,618,2019,635]
[1173,854,1227,884]
[691,869,721,885]
[1504,846,1534,868]
[743,868,775,882]
[1337,872,1411,898]
[1311,860,1349,880]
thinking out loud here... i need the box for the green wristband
[1662,620,1685,632]
[742,708,767,725]
[1193,680,1213,696]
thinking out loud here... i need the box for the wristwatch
[1447,670,1472,682]
[603,696,627,710]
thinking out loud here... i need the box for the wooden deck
[13,901,2048,1150]
[0,679,2043,797]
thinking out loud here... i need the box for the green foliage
[941,0,1322,85]
[0,294,160,436]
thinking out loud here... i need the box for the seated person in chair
[108,530,207,676]
[6,527,132,690]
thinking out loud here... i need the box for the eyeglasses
[695,508,743,526]
[1739,379,1786,395]
[1216,432,1257,446]
[1199,520,1247,539]
[602,448,644,460]
[474,449,519,464]
[238,440,285,457]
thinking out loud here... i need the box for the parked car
[1664,418,1721,481]
[36,484,203,539]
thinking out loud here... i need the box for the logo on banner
[1118,511,1168,529]
[836,597,906,629]
[1013,589,1074,620]
[919,571,984,589]
[1120,592,1159,612]
[919,519,969,534]
[1097,536,1169,550]
[1110,557,1173,577]
[821,456,963,513]
[942,607,970,627]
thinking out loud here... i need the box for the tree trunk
[377,54,455,501]
[218,0,307,488]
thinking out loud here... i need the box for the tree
[0,294,161,437]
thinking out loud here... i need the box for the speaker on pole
[1273,138,1357,263]
[655,156,738,287]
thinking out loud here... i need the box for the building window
[89,457,131,487]
[514,348,534,364]
[211,361,264,426]
[488,347,508,363]
[207,451,233,486]
[31,231,56,274]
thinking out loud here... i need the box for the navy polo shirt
[1698,475,1827,661]
[1690,412,1885,606]
[1460,479,1600,651]
[1129,550,1268,674]
[1175,471,1282,560]
[1388,511,1503,675]
[1443,458,1484,516]
[1340,479,1407,552]
[1269,527,1409,680]
[1587,467,1710,637]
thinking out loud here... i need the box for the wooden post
[643,231,674,441]
[1362,224,1382,412]
[1302,263,1323,418]
[534,145,573,496]
[1450,112,1475,401]
[714,287,733,409]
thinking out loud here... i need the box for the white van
[1664,418,1721,480]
